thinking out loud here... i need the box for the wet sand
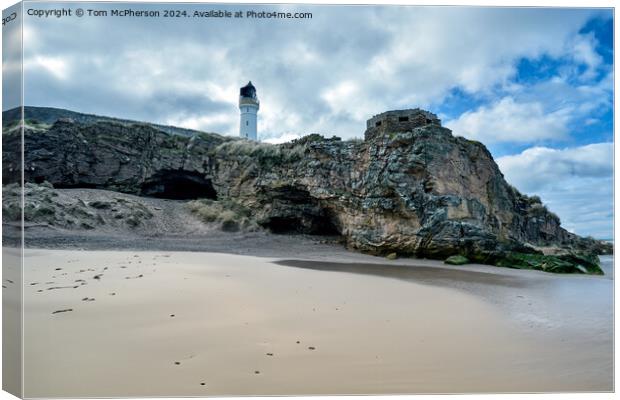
[19,249,612,396]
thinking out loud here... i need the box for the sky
[5,3,614,238]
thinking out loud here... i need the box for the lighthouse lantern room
[239,81,259,141]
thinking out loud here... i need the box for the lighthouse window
[246,121,249,126]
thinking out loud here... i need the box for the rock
[4,106,611,274]
[493,251,603,275]
[444,255,470,265]
[385,252,398,260]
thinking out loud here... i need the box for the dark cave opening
[258,184,342,236]
[140,170,217,200]
[264,217,305,234]
[263,212,341,236]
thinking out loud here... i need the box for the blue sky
[6,4,614,238]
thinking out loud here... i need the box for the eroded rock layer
[3,108,611,273]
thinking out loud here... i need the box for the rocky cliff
[2,108,611,273]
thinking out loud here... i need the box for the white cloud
[20,6,604,141]
[497,143,612,191]
[262,133,302,144]
[445,97,571,143]
[24,55,70,81]
[567,32,604,81]
[497,143,613,238]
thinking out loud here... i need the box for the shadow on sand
[273,259,528,288]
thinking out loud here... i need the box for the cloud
[262,133,302,144]
[497,143,613,238]
[446,97,571,143]
[24,55,70,81]
[19,5,604,141]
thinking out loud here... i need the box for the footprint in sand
[81,297,95,302]
[52,309,73,314]
[48,286,79,291]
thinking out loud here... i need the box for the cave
[259,184,342,236]
[263,211,341,236]
[140,170,217,200]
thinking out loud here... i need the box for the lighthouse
[239,81,259,140]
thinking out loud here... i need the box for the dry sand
[15,248,613,397]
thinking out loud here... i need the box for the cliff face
[2,109,610,272]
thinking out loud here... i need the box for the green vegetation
[214,139,305,167]
[3,119,51,134]
[444,255,470,265]
[494,251,603,275]
[187,198,259,232]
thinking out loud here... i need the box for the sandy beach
[13,245,612,397]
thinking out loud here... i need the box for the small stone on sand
[308,346,316,350]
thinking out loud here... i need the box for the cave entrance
[141,170,217,200]
[263,213,340,235]
[259,184,342,236]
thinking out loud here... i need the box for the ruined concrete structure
[365,109,441,140]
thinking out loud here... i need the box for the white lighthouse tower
[239,81,259,141]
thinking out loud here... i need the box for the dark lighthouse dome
[240,81,257,99]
